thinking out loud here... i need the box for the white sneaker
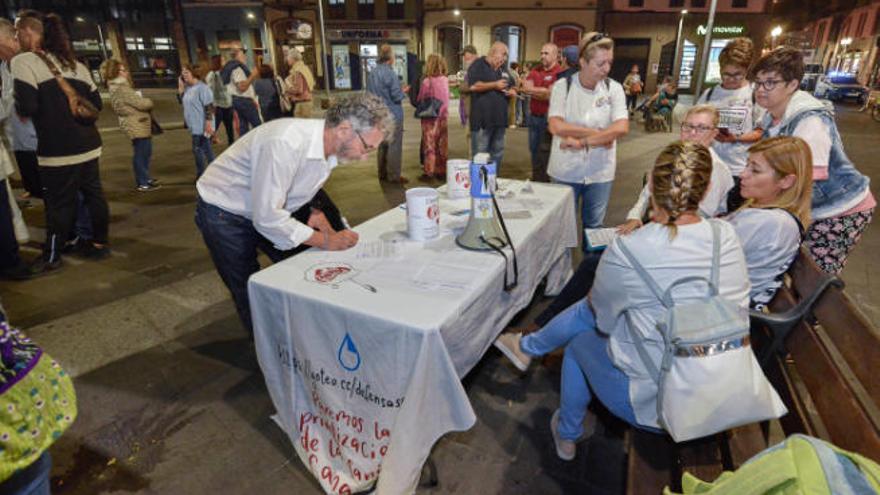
[551,409,577,461]
[493,332,532,372]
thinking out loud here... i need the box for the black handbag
[150,114,164,135]
[414,78,443,119]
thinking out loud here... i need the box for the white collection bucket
[446,159,471,199]
[405,188,440,241]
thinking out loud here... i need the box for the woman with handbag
[622,64,643,114]
[101,58,160,192]
[11,11,111,265]
[416,54,449,181]
[284,49,314,118]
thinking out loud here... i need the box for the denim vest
[766,108,869,219]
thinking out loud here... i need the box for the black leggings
[534,251,603,327]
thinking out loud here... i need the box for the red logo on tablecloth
[314,266,352,284]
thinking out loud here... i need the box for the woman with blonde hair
[101,58,159,192]
[416,53,450,180]
[727,135,812,307]
[284,48,315,117]
[530,141,749,461]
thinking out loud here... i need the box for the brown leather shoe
[418,173,433,182]
[394,176,410,184]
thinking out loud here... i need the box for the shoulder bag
[414,77,443,119]
[35,52,99,125]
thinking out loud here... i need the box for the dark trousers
[215,106,235,145]
[13,150,42,198]
[0,179,22,269]
[534,251,603,327]
[195,189,345,333]
[192,135,215,178]
[626,94,639,112]
[232,96,262,136]
[40,159,109,262]
[527,114,552,183]
[131,137,153,187]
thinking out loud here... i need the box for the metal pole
[672,12,685,83]
[316,0,331,99]
[96,23,108,61]
[693,0,718,99]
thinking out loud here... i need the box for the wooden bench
[625,247,880,493]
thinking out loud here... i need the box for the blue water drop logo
[337,333,361,372]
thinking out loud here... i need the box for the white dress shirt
[196,118,338,250]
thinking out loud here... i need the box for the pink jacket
[417,76,450,119]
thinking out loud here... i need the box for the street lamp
[839,37,853,72]
[673,10,687,85]
[770,25,782,49]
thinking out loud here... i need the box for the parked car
[814,74,869,103]
[800,64,824,92]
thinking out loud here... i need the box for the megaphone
[455,153,506,251]
[456,153,519,291]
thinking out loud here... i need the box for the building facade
[802,1,880,85]
[423,0,598,77]
[181,0,271,75]
[600,0,771,94]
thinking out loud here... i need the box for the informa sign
[332,45,351,89]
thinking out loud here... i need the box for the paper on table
[584,227,618,251]
[411,262,484,291]
[354,240,403,259]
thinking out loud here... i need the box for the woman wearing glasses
[751,47,874,274]
[547,32,629,234]
[696,37,764,211]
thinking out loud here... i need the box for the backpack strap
[706,86,715,102]
[617,237,668,307]
[709,219,721,294]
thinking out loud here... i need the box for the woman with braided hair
[497,142,751,461]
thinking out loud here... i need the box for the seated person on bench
[515,141,752,461]
[494,136,813,373]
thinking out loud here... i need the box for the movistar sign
[697,25,747,36]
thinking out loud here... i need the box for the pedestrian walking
[622,64,643,114]
[253,64,284,123]
[366,43,409,184]
[416,54,449,180]
[284,49,315,118]
[12,11,111,266]
[206,56,234,145]
[180,64,215,178]
[467,41,516,174]
[221,47,261,135]
[102,58,160,192]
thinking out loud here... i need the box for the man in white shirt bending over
[220,47,262,135]
[195,93,392,333]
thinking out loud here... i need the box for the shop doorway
[438,25,463,75]
[610,38,650,85]
[492,24,524,70]
[270,18,318,81]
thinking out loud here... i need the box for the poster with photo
[332,45,351,89]
[392,44,408,83]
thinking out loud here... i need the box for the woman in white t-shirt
[696,37,765,211]
[727,136,813,308]
[497,142,751,461]
[547,32,629,234]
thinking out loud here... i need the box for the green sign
[697,25,747,36]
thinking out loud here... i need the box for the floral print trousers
[420,117,448,177]
[805,208,874,274]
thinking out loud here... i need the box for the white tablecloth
[248,180,577,494]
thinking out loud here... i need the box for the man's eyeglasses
[355,129,377,153]
[681,123,715,133]
[753,78,786,91]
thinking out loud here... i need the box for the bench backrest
[766,248,880,460]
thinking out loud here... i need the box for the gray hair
[325,93,395,141]
[0,18,14,39]
[287,48,303,63]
